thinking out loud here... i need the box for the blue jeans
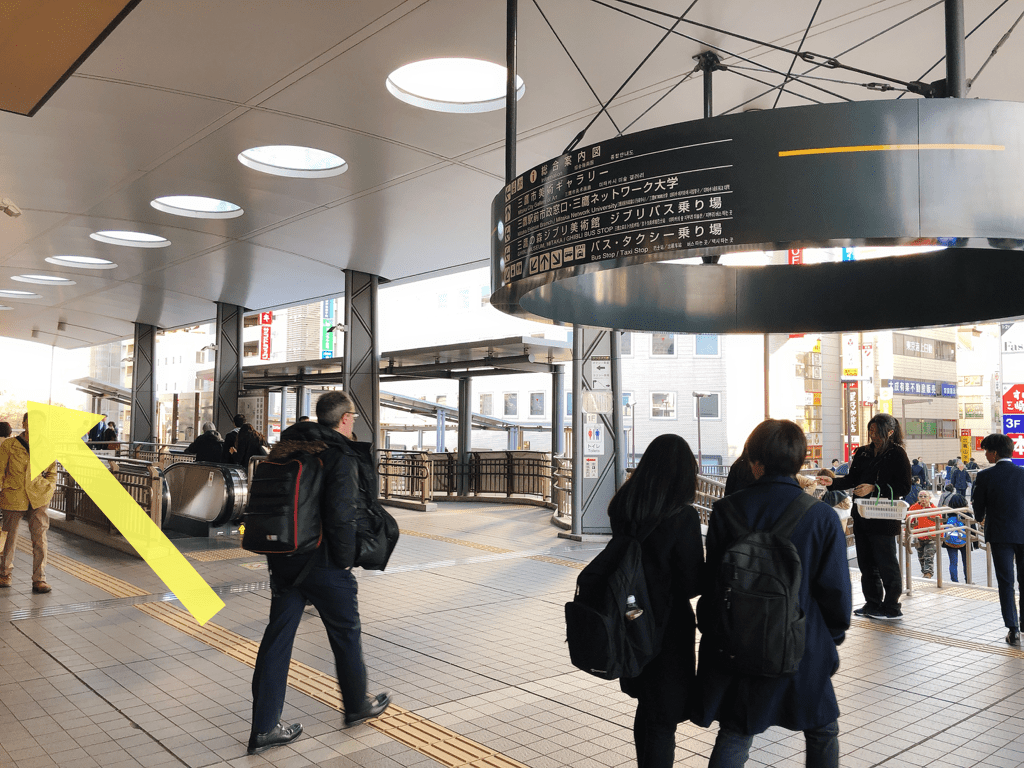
[946,545,968,582]
[990,542,1024,630]
[709,720,839,768]
[251,562,367,734]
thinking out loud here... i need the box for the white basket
[855,498,909,520]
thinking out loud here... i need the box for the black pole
[944,0,966,98]
[505,0,518,183]
[703,66,712,118]
[693,51,722,118]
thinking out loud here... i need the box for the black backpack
[707,492,815,677]
[242,453,324,555]
[564,520,664,680]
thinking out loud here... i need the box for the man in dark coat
[183,422,224,463]
[911,458,928,489]
[972,433,1024,647]
[696,419,851,767]
[247,391,391,755]
[950,460,970,498]
[222,413,246,462]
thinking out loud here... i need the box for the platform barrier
[901,505,991,595]
[50,459,165,537]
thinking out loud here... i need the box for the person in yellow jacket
[0,413,58,593]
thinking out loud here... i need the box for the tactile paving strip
[28,537,530,767]
[183,548,258,562]
[853,617,1024,659]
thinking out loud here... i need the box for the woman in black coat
[184,421,224,463]
[819,412,911,620]
[609,434,704,768]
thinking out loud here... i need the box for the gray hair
[202,421,217,433]
[316,391,354,428]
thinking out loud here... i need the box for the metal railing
[900,505,991,594]
[378,451,432,504]
[84,441,196,470]
[552,457,571,518]
[694,475,726,525]
[373,450,555,503]
[50,459,164,536]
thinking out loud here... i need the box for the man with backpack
[695,419,851,768]
[246,391,391,755]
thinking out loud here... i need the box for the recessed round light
[386,58,525,113]
[12,274,76,286]
[46,255,118,270]
[150,195,243,219]
[0,289,42,299]
[238,145,348,178]
[90,230,170,248]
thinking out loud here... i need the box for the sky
[0,337,90,410]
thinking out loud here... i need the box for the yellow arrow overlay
[27,402,224,625]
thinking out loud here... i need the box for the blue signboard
[1005,415,1024,434]
[889,379,956,397]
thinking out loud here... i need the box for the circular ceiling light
[0,289,42,299]
[238,145,348,178]
[150,195,243,219]
[12,274,76,286]
[90,230,170,248]
[46,255,118,270]
[386,58,525,113]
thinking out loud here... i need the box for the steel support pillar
[296,382,309,419]
[505,0,518,183]
[552,366,565,455]
[436,412,446,452]
[945,0,966,98]
[129,322,156,444]
[570,326,624,536]
[457,377,472,495]
[213,302,244,436]
[343,270,380,452]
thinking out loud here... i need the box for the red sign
[960,428,971,437]
[260,325,272,360]
[1010,435,1024,461]
[1003,384,1024,415]
[974,436,984,451]
[788,248,803,265]
[260,311,273,325]
[845,442,860,461]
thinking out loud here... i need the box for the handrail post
[148,466,162,526]
[506,451,515,497]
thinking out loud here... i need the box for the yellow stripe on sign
[779,143,1005,157]
[27,402,225,625]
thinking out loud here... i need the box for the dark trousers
[633,700,676,768]
[709,720,839,768]
[990,542,1024,630]
[854,532,902,611]
[251,564,367,734]
[945,545,969,582]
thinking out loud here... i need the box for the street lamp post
[693,392,712,472]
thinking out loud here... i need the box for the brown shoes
[0,575,11,588]
[32,581,51,594]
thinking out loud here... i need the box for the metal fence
[50,459,164,536]
[901,505,991,593]
[378,451,432,504]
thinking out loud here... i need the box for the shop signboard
[320,299,335,358]
[1004,415,1024,434]
[1009,434,1024,466]
[260,325,271,361]
[1002,384,1024,416]
[787,248,803,264]
[846,381,859,436]
[260,311,272,325]
[860,343,874,404]
[960,436,973,462]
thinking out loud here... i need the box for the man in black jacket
[247,391,391,755]
[973,434,1024,647]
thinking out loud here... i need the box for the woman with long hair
[608,434,704,768]
[819,412,911,620]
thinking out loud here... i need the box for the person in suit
[609,434,704,768]
[695,419,851,768]
[972,433,1024,647]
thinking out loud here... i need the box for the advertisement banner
[260,311,272,325]
[260,325,271,360]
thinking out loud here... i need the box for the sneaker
[247,722,302,755]
[923,571,933,579]
[344,693,392,727]
[0,575,11,588]
[853,605,872,616]
[32,581,51,594]
[865,606,903,621]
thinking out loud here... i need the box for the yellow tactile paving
[398,529,514,554]
[28,537,529,768]
[183,548,259,562]
[853,617,1024,659]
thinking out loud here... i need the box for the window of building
[651,333,675,356]
[804,378,822,393]
[964,402,984,419]
[530,392,545,417]
[243,341,259,358]
[651,392,676,419]
[694,393,721,419]
[503,392,518,417]
[940,419,958,438]
[566,391,572,416]
[243,314,260,328]
[436,395,447,405]
[937,340,956,361]
[479,393,492,415]
[622,392,633,417]
[694,333,719,356]
[619,331,632,356]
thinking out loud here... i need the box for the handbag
[354,501,400,570]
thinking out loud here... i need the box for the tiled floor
[2,502,1023,767]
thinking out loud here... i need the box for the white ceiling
[1,0,1021,348]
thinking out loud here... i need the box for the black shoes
[345,692,392,727]
[864,606,903,621]
[1007,629,1021,647]
[853,605,869,617]
[247,722,302,755]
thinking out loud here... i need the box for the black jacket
[184,431,224,463]
[973,460,1024,545]
[829,443,912,536]
[266,421,362,574]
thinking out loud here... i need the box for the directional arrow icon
[28,402,224,625]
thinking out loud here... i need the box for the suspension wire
[896,0,1013,98]
[563,0,699,153]
[587,0,853,102]
[773,0,824,109]
[620,63,702,133]
[968,6,1024,89]
[726,67,825,105]
[597,0,922,87]
[720,0,944,114]
[728,64,907,89]
[531,0,623,135]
